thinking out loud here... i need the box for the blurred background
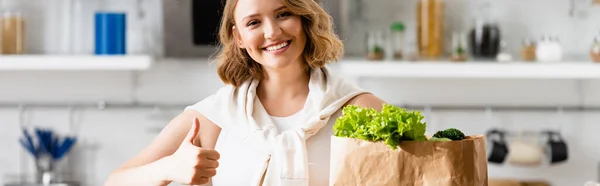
[1,0,600,185]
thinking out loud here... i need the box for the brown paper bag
[329,135,488,186]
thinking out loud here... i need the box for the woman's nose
[263,20,283,40]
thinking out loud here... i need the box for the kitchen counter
[489,179,551,186]
[4,182,79,186]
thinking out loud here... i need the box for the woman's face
[233,0,307,71]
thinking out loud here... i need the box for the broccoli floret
[432,128,465,141]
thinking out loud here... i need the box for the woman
[104,0,384,185]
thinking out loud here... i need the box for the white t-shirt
[184,68,366,186]
[191,102,342,186]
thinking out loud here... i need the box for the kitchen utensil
[20,127,78,184]
[54,137,76,160]
[35,128,51,155]
[20,128,38,156]
[543,130,568,164]
[19,127,77,161]
[486,129,509,164]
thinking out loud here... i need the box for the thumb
[184,117,200,144]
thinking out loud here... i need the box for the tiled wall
[2,0,600,186]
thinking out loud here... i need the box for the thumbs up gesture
[165,117,220,185]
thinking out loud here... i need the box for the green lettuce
[333,104,427,150]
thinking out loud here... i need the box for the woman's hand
[163,117,220,185]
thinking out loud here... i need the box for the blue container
[95,12,127,55]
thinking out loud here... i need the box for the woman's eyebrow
[242,5,287,22]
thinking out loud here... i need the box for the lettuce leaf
[333,104,427,150]
[332,105,379,140]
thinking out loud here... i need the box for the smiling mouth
[262,40,292,51]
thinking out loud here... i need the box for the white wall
[341,0,600,58]
[0,60,226,186]
[1,0,600,186]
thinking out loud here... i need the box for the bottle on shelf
[1,0,26,55]
[390,22,405,60]
[590,35,600,63]
[417,0,445,60]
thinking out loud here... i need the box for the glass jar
[417,0,445,59]
[521,38,536,62]
[365,31,385,61]
[1,1,25,55]
[469,20,501,60]
[468,0,501,60]
[390,22,405,60]
[405,40,420,61]
[450,32,468,62]
[590,35,600,63]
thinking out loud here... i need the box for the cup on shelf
[94,12,127,55]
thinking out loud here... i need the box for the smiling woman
[232,1,308,73]
[216,0,344,86]
[103,0,385,186]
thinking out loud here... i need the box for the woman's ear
[232,26,245,49]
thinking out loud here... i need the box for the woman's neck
[257,63,310,102]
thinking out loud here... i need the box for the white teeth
[266,42,289,51]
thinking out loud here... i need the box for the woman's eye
[247,20,259,27]
[277,11,292,18]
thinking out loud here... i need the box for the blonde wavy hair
[216,0,344,87]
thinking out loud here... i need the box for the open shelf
[0,55,153,71]
[336,59,600,79]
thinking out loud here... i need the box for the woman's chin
[261,58,302,70]
[262,62,293,70]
